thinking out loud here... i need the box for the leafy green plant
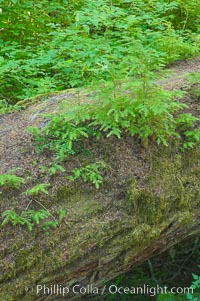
[41,220,58,228]
[55,208,67,223]
[67,161,107,189]
[0,173,25,189]
[0,99,21,115]
[89,75,186,147]
[27,118,89,161]
[176,113,200,149]
[1,208,67,232]
[48,163,66,175]
[0,0,199,106]
[188,73,200,85]
[176,114,199,129]
[156,270,200,301]
[41,208,67,235]
[182,129,200,149]
[22,183,50,196]
[187,72,200,99]
[40,163,66,175]
[187,272,200,301]
[28,70,199,157]
[1,209,49,231]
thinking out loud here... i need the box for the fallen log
[0,58,200,301]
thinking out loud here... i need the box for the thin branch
[33,199,57,222]
[25,199,32,211]
[148,259,158,284]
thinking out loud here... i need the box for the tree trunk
[0,60,200,300]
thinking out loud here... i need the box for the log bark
[0,59,200,301]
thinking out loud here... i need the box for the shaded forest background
[0,0,199,110]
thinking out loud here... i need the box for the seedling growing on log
[22,183,50,196]
[1,209,49,231]
[0,173,25,189]
[1,208,67,233]
[67,161,106,189]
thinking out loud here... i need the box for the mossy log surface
[0,147,199,301]
[0,59,200,301]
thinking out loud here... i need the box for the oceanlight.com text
[25,283,194,297]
